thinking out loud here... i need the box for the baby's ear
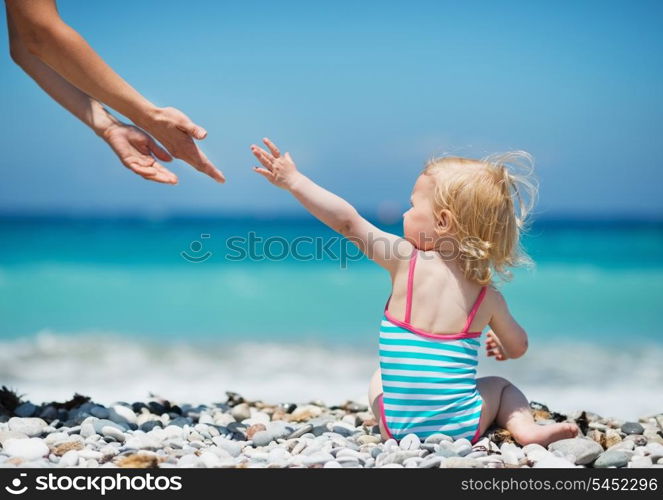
[435,209,453,233]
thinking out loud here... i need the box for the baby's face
[403,174,439,250]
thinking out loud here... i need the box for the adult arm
[6,6,177,183]
[5,0,224,182]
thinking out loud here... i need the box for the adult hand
[101,122,178,184]
[137,106,225,183]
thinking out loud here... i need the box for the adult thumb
[182,120,207,140]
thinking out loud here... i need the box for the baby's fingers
[253,166,274,181]
[262,137,281,158]
[251,145,274,169]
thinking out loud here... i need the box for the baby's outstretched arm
[251,138,411,272]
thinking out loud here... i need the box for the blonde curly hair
[422,151,538,286]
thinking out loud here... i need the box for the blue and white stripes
[379,317,484,441]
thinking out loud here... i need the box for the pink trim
[470,422,483,445]
[461,286,488,333]
[377,394,394,440]
[384,309,482,339]
[404,248,418,323]
[381,248,487,340]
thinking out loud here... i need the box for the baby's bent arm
[488,290,529,359]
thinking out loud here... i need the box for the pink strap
[404,248,418,323]
[462,286,488,333]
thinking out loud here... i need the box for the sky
[0,0,661,219]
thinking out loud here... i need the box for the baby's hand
[251,138,301,190]
[485,329,508,361]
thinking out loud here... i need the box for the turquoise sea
[1,215,662,419]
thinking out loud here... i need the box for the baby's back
[385,250,494,336]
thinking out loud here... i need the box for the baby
[251,139,579,447]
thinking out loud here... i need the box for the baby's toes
[565,423,580,438]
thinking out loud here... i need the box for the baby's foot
[512,422,580,448]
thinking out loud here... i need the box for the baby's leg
[476,376,579,447]
[367,368,391,441]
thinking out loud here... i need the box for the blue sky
[0,0,661,218]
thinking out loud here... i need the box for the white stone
[80,423,96,439]
[8,417,47,437]
[58,450,79,467]
[533,455,577,468]
[78,449,103,460]
[400,434,421,451]
[199,451,221,468]
[629,456,653,468]
[110,405,137,424]
[3,438,49,460]
[101,426,125,442]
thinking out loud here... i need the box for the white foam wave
[0,331,661,421]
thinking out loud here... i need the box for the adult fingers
[177,118,208,140]
[124,158,177,184]
[148,138,173,162]
[180,141,225,183]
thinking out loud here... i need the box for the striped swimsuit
[377,248,487,444]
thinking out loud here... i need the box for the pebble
[548,438,603,465]
[140,421,162,433]
[109,405,137,425]
[287,424,314,440]
[301,451,335,466]
[291,405,323,422]
[425,433,453,444]
[376,450,421,466]
[419,455,443,468]
[533,455,577,468]
[399,434,421,450]
[645,443,663,461]
[593,450,631,468]
[331,422,356,437]
[90,406,110,419]
[80,422,96,438]
[251,431,274,448]
[3,438,50,460]
[101,426,126,443]
[59,450,79,467]
[1,393,659,470]
[8,417,47,437]
[628,456,653,468]
[246,424,266,440]
[442,457,483,468]
[0,430,29,445]
[621,422,645,435]
[230,403,251,422]
[14,403,38,418]
[452,439,472,457]
[605,429,622,448]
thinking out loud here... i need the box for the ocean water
[0,215,662,420]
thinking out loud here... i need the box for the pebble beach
[1,388,662,469]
